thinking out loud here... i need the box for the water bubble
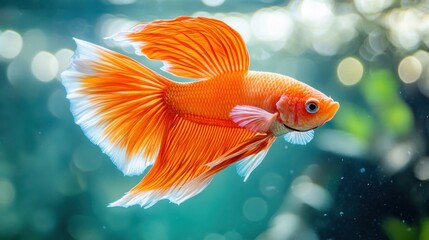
[360,168,366,173]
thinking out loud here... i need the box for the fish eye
[305,99,319,114]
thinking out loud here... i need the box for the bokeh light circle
[55,48,74,75]
[0,30,23,59]
[251,8,293,42]
[414,157,429,181]
[0,178,15,206]
[202,0,225,7]
[242,197,268,221]
[354,0,393,15]
[398,55,422,84]
[31,51,59,82]
[337,57,364,86]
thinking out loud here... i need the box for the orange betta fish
[61,16,339,208]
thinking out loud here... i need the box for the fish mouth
[283,123,317,132]
[325,101,340,122]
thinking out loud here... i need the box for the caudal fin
[61,38,173,176]
[62,17,275,208]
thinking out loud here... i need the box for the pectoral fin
[230,105,277,133]
[283,130,314,145]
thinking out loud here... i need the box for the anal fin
[109,117,259,208]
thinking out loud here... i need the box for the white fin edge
[108,176,213,208]
[105,22,149,54]
[236,147,270,182]
[61,38,155,176]
[283,130,314,145]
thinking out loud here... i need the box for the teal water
[1,0,429,239]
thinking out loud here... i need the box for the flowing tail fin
[61,38,174,176]
[62,17,276,208]
[61,39,268,208]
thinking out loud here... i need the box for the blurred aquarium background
[1,0,429,239]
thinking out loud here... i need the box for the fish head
[276,84,339,132]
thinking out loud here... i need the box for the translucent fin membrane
[283,130,314,145]
[61,39,172,176]
[109,16,250,80]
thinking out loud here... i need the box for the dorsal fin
[109,16,249,80]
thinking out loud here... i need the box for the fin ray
[230,105,277,132]
[283,130,314,145]
[236,147,271,181]
[198,134,276,184]
[109,118,265,208]
[110,16,249,79]
[61,38,173,176]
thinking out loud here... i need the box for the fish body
[167,71,288,125]
[61,16,339,208]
